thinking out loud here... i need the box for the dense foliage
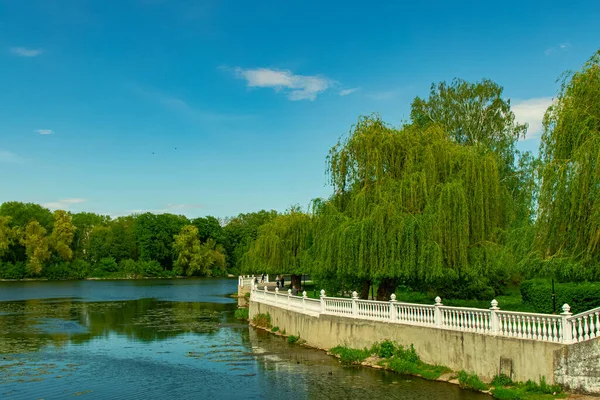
[240,50,600,301]
[520,279,600,314]
[0,202,277,279]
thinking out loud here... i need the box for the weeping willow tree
[314,115,513,299]
[241,207,312,290]
[535,51,600,280]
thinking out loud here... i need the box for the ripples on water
[0,279,490,399]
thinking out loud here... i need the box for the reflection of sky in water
[0,279,491,400]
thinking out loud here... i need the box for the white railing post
[266,274,269,283]
[389,293,397,321]
[275,287,279,306]
[490,299,500,335]
[352,291,358,318]
[287,289,292,310]
[561,304,573,343]
[434,296,443,327]
[320,289,326,314]
[264,285,268,302]
[302,291,307,312]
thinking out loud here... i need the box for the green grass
[234,308,249,321]
[329,345,371,365]
[489,375,566,400]
[287,335,300,344]
[251,313,272,328]
[457,370,489,391]
[394,285,537,312]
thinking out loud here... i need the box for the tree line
[241,50,600,300]
[0,203,278,279]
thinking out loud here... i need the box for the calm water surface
[0,279,490,399]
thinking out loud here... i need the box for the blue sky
[1,0,599,218]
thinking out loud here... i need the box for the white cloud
[339,88,360,96]
[10,47,43,57]
[0,150,25,163]
[43,198,86,210]
[545,42,571,56]
[35,129,54,135]
[233,67,333,101]
[512,97,554,140]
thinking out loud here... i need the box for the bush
[234,308,249,321]
[329,346,370,364]
[139,260,166,277]
[287,335,300,344]
[457,370,488,391]
[0,261,26,279]
[70,259,90,279]
[271,326,279,332]
[43,262,73,280]
[492,374,514,387]
[119,259,139,276]
[521,279,600,314]
[251,313,271,328]
[377,340,395,358]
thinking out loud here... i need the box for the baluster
[584,316,590,340]
[578,317,584,341]
[517,316,524,338]
[541,317,548,341]
[553,318,558,341]
[594,312,600,338]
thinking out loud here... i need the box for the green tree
[410,78,527,171]
[49,210,76,261]
[222,210,278,269]
[71,212,110,259]
[536,51,600,274]
[0,201,54,231]
[135,213,189,268]
[20,220,51,275]
[0,216,17,258]
[173,225,226,276]
[316,115,513,299]
[242,207,312,290]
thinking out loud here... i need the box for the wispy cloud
[132,84,250,121]
[10,47,43,57]
[545,42,571,56]
[43,198,86,210]
[231,67,333,101]
[512,97,553,140]
[35,129,54,135]
[339,88,360,96]
[0,150,25,164]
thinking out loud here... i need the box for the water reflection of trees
[0,299,236,354]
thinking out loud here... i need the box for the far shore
[0,274,236,282]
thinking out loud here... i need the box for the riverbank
[249,317,596,400]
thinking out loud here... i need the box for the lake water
[0,279,490,399]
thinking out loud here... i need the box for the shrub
[139,260,166,277]
[491,374,514,387]
[271,326,279,332]
[388,357,419,375]
[119,259,139,275]
[251,313,271,328]
[0,261,26,279]
[70,259,90,279]
[521,279,600,314]
[329,346,370,365]
[377,340,395,358]
[287,335,300,344]
[457,370,488,391]
[234,308,249,321]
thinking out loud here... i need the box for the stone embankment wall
[250,301,600,394]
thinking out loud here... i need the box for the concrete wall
[554,338,600,394]
[250,301,600,393]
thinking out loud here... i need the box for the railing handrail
[243,277,600,344]
[569,306,600,319]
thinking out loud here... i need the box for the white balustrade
[569,306,600,343]
[356,300,390,321]
[439,306,491,333]
[496,311,562,342]
[242,276,600,345]
[395,303,436,326]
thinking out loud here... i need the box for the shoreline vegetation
[246,311,581,400]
